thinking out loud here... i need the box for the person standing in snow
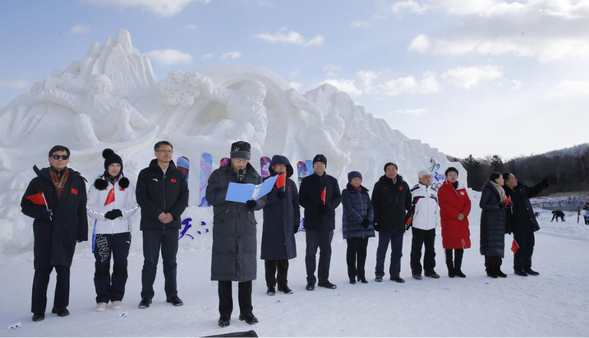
[502,173,549,277]
[261,155,300,296]
[21,145,88,322]
[438,167,471,278]
[87,149,139,311]
[371,162,412,283]
[341,171,374,284]
[479,172,510,278]
[408,170,440,280]
[299,154,342,291]
[206,141,267,327]
[136,141,189,309]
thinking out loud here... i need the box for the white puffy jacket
[87,175,139,235]
[409,183,438,230]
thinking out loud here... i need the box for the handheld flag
[321,187,326,204]
[511,239,519,254]
[276,173,286,189]
[25,192,46,206]
[104,188,115,206]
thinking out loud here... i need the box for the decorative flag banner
[276,173,286,189]
[321,187,326,204]
[104,188,115,206]
[511,239,519,254]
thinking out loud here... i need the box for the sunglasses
[51,155,69,160]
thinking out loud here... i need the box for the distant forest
[448,144,589,194]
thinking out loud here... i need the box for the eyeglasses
[156,150,174,154]
[232,158,249,163]
[51,155,69,160]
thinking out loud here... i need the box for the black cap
[103,148,123,172]
[230,141,251,160]
[445,167,459,176]
[313,154,327,167]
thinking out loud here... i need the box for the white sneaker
[96,302,107,312]
[112,301,123,310]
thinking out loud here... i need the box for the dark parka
[136,159,189,230]
[479,180,507,257]
[206,162,267,282]
[299,172,342,231]
[261,155,300,260]
[371,175,412,233]
[21,166,88,270]
[504,181,548,235]
[342,184,375,239]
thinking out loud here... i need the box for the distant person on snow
[21,145,88,322]
[551,210,565,222]
[584,203,589,225]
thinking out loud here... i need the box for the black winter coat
[136,159,189,230]
[261,155,300,260]
[21,166,88,269]
[299,172,341,232]
[479,180,506,257]
[342,184,375,239]
[504,181,548,235]
[371,175,412,233]
[206,163,267,282]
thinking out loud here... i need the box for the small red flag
[104,187,115,206]
[511,239,519,254]
[71,188,78,195]
[276,173,286,189]
[25,192,46,206]
[321,187,326,204]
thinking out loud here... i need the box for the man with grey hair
[408,170,440,280]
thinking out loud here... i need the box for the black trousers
[218,281,252,318]
[513,232,535,270]
[141,228,179,300]
[346,237,369,279]
[485,256,503,271]
[410,228,436,275]
[265,260,289,288]
[305,230,334,284]
[31,265,70,314]
[94,232,131,303]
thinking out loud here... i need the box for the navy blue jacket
[479,180,506,257]
[261,155,300,260]
[342,183,375,239]
[371,175,412,233]
[299,172,341,231]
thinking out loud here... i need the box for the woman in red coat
[438,167,471,278]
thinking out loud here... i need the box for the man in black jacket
[21,145,88,322]
[299,154,342,291]
[503,173,548,277]
[371,162,411,283]
[136,141,189,309]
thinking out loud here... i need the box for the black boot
[454,254,466,278]
[496,267,507,278]
[446,260,455,278]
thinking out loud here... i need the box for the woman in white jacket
[87,149,138,312]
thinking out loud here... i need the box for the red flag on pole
[511,239,519,254]
[25,192,46,206]
[321,187,326,204]
[104,188,115,206]
[276,173,286,189]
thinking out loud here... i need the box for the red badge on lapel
[171,179,177,183]
[399,186,404,191]
[119,188,125,192]
[71,188,78,195]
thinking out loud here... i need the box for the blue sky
[1,0,588,159]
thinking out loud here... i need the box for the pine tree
[490,155,505,173]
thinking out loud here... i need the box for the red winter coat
[438,180,471,249]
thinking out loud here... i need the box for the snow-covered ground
[2,204,589,337]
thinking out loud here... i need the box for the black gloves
[361,219,370,228]
[40,209,53,220]
[317,204,330,214]
[497,202,506,209]
[105,209,123,220]
[246,200,257,209]
[277,191,286,199]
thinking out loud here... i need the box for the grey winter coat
[479,180,507,257]
[342,184,375,239]
[206,162,267,282]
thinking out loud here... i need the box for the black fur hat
[103,148,123,172]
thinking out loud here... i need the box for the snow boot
[446,260,456,278]
[454,256,466,278]
[96,302,107,312]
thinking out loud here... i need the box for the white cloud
[441,65,504,89]
[183,24,197,30]
[323,64,343,77]
[71,25,91,34]
[254,27,324,47]
[82,0,210,18]
[395,108,429,116]
[391,0,428,15]
[548,80,589,98]
[377,72,440,96]
[289,81,302,91]
[408,34,431,53]
[439,0,526,17]
[320,79,363,96]
[221,51,242,60]
[0,79,29,89]
[357,70,378,94]
[200,53,213,60]
[145,49,193,66]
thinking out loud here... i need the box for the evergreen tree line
[448,144,589,194]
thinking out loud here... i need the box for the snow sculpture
[35,74,155,148]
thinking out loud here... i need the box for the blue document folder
[225,175,278,203]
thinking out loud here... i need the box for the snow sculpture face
[239,81,267,108]
[84,74,113,96]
